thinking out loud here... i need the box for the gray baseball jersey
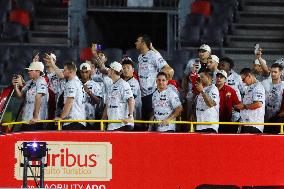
[138,50,167,97]
[21,77,48,121]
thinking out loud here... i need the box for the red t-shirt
[168,79,180,91]
[189,72,199,94]
[218,84,241,122]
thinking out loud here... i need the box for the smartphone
[254,43,260,55]
[92,44,103,52]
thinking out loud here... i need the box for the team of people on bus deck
[11,34,284,134]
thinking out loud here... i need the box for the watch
[128,114,133,117]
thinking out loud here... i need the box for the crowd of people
[10,34,284,134]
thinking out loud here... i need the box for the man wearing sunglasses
[235,68,265,133]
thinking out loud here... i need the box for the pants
[240,126,262,134]
[263,116,284,134]
[196,128,217,133]
[138,93,154,131]
[21,123,44,131]
[110,125,133,131]
[218,124,239,133]
[62,122,85,130]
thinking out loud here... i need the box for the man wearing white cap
[103,61,135,131]
[207,55,219,84]
[184,44,211,77]
[55,62,86,130]
[12,61,48,130]
[79,62,103,130]
[215,70,241,133]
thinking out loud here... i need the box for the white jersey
[196,84,220,132]
[46,71,65,95]
[63,76,86,126]
[262,79,284,121]
[240,81,265,132]
[138,50,167,97]
[83,80,103,122]
[21,77,48,121]
[46,72,66,116]
[184,58,203,76]
[152,87,182,132]
[91,69,113,103]
[227,70,245,121]
[106,78,134,130]
[212,69,219,84]
[126,77,142,120]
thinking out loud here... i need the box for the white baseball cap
[210,55,219,64]
[25,61,44,72]
[80,62,91,71]
[50,53,56,61]
[110,61,122,72]
[254,59,266,65]
[199,44,211,53]
[216,70,227,78]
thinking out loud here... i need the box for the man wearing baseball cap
[103,61,135,131]
[215,70,241,133]
[12,61,48,131]
[79,62,103,130]
[184,44,211,77]
[207,55,219,84]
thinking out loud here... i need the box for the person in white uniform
[195,69,220,133]
[135,34,170,124]
[121,57,142,124]
[262,63,284,134]
[12,61,48,131]
[103,61,135,131]
[55,62,86,130]
[79,62,103,130]
[235,68,265,133]
[42,53,66,119]
[152,72,183,132]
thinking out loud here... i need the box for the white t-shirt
[46,72,66,116]
[106,78,134,130]
[126,77,142,120]
[46,71,65,95]
[184,58,200,76]
[262,79,284,121]
[83,80,103,122]
[21,77,48,121]
[227,70,245,121]
[240,81,265,132]
[152,87,182,132]
[91,69,113,103]
[138,50,167,97]
[63,76,86,126]
[196,84,220,132]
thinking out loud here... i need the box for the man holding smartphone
[195,69,220,133]
[12,61,48,131]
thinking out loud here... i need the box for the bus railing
[2,120,284,134]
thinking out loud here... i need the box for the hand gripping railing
[2,120,284,134]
